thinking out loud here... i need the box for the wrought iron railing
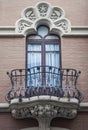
[6,66,83,102]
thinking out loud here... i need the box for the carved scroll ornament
[15,2,71,36]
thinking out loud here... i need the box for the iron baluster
[6,66,82,102]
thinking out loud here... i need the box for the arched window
[26,25,61,88]
[26,25,61,68]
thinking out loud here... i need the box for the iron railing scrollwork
[6,66,83,102]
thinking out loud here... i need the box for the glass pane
[27,67,42,87]
[46,44,59,51]
[38,26,48,37]
[27,53,41,68]
[46,52,60,67]
[28,44,41,51]
[28,35,41,39]
[46,53,60,87]
[45,35,59,39]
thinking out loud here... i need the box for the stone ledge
[0,96,79,119]
[9,96,79,119]
[21,127,70,130]
[0,26,88,36]
[0,103,10,112]
[79,103,88,111]
[66,26,88,36]
[10,96,79,105]
[0,102,88,112]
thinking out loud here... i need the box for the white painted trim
[80,102,88,106]
[0,26,88,36]
[0,103,9,108]
[66,26,88,36]
[10,96,79,104]
[51,128,70,130]
[0,103,10,112]
[21,128,38,130]
[21,127,70,130]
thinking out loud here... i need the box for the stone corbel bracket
[15,2,71,36]
[9,96,79,119]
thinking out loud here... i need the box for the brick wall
[51,112,88,130]
[0,113,38,130]
[0,112,88,130]
[62,36,88,102]
[0,37,25,102]
[0,36,88,102]
[0,1,88,130]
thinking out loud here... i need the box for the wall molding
[21,127,70,130]
[0,102,88,112]
[0,26,88,37]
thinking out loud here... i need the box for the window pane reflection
[46,44,59,51]
[46,52,59,67]
[28,35,41,39]
[28,44,41,51]
[27,53,41,68]
[45,35,59,39]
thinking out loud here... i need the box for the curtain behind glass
[27,44,41,87]
[27,44,41,68]
[46,44,59,67]
[46,52,59,67]
[45,44,60,87]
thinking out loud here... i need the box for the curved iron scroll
[6,66,83,102]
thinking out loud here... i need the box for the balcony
[6,66,83,119]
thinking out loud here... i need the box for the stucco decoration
[11,105,77,119]
[15,2,71,36]
[10,96,78,119]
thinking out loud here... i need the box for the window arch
[26,25,62,88]
[26,25,61,68]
